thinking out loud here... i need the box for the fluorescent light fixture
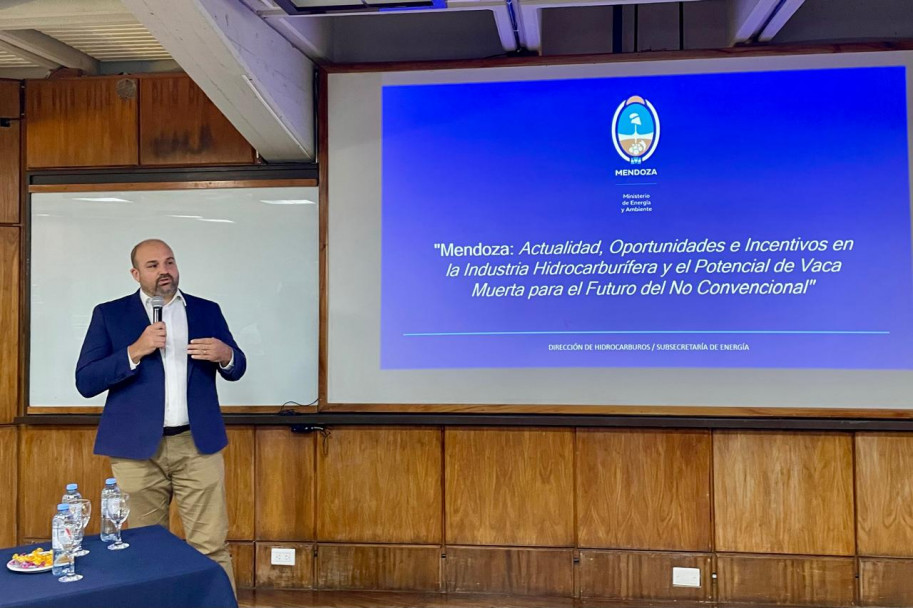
[72,197,133,203]
[197,218,235,223]
[167,215,204,219]
[260,199,316,205]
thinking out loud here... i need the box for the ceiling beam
[0,0,135,30]
[97,59,182,75]
[0,39,58,69]
[260,15,332,61]
[0,30,98,74]
[0,66,53,79]
[120,0,315,162]
[490,6,519,53]
[758,0,805,41]
[516,6,541,52]
[729,0,778,44]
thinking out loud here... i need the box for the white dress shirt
[133,290,190,427]
[128,289,234,429]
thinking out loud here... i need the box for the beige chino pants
[110,431,235,594]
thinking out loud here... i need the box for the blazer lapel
[184,293,201,383]
[129,289,150,329]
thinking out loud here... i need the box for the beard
[154,273,178,296]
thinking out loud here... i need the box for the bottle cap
[57,503,69,512]
[66,483,78,492]
[105,478,116,485]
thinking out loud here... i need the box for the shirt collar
[139,289,186,308]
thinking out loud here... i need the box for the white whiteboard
[30,186,319,407]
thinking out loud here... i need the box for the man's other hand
[188,338,233,366]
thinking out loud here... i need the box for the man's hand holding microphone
[128,296,165,364]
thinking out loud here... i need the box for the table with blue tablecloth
[0,525,237,608]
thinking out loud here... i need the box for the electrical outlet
[270,547,296,566]
[672,566,701,588]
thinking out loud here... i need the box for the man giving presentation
[76,238,246,590]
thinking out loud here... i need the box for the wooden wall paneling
[0,426,17,547]
[716,554,856,607]
[445,428,574,547]
[229,541,255,589]
[26,78,138,168]
[255,541,314,589]
[317,544,441,591]
[576,429,711,551]
[316,427,442,544]
[0,79,19,224]
[226,427,256,540]
[577,550,712,601]
[443,546,574,596]
[0,121,18,224]
[859,557,913,607]
[0,80,20,118]
[170,426,255,540]
[0,228,18,424]
[18,426,112,540]
[856,433,913,557]
[713,431,855,555]
[256,427,315,541]
[139,76,256,166]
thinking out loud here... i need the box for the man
[76,239,246,591]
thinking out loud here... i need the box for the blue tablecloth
[0,525,237,608]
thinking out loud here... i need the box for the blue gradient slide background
[381,67,912,370]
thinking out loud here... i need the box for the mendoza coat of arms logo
[612,96,660,165]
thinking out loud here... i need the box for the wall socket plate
[672,566,701,588]
[270,547,296,566]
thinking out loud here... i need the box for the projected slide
[381,66,912,370]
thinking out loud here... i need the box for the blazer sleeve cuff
[110,347,139,384]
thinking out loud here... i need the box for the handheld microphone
[150,295,164,324]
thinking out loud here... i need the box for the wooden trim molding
[32,403,913,423]
[321,403,913,419]
[25,405,319,416]
[29,179,317,193]
[26,407,102,415]
[318,67,329,407]
[22,411,913,431]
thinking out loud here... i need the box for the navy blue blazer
[76,291,246,459]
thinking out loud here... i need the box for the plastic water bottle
[51,504,75,577]
[100,478,119,542]
[62,483,82,502]
[61,483,84,532]
[61,483,83,515]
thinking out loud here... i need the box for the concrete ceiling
[0,0,911,161]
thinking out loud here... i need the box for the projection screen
[327,50,913,411]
